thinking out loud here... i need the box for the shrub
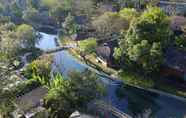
[23,55,52,79]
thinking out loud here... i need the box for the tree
[175,35,186,49]
[119,8,138,21]
[92,12,129,41]
[0,31,21,57]
[79,38,97,55]
[23,55,52,80]
[62,13,79,37]
[10,2,23,17]
[118,7,171,72]
[79,38,97,63]
[16,24,37,49]
[50,5,68,24]
[22,7,39,22]
[71,0,95,18]
[40,0,59,9]
[44,70,104,118]
[176,24,186,49]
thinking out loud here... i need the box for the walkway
[94,101,132,118]
[159,1,186,5]
[44,45,75,54]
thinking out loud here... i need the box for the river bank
[60,38,186,99]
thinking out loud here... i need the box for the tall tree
[16,24,37,49]
[118,7,171,72]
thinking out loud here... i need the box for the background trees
[16,24,37,49]
[62,14,79,37]
[92,12,129,41]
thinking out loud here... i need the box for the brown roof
[96,46,111,61]
[16,87,48,112]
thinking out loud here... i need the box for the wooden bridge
[94,101,132,118]
[43,46,74,54]
[158,0,186,15]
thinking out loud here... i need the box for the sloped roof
[16,87,48,112]
[96,45,111,60]
[170,16,186,31]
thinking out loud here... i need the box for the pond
[36,32,186,118]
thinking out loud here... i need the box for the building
[170,16,186,35]
[96,40,118,67]
[12,87,48,118]
[96,45,111,66]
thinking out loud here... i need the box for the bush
[175,35,186,49]
[79,38,97,55]
[119,70,155,88]
[23,55,52,79]
[5,79,41,97]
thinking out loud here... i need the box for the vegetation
[117,7,171,73]
[92,11,129,41]
[79,38,97,55]
[42,70,104,118]
[1,0,186,117]
[23,55,52,79]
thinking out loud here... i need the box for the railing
[94,101,132,118]
[44,46,74,54]
[159,1,186,5]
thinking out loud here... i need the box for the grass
[119,70,186,98]
[118,70,155,88]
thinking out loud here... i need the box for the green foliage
[16,24,37,49]
[44,70,104,118]
[41,0,59,9]
[71,0,95,17]
[23,55,52,80]
[22,7,39,22]
[175,35,186,49]
[10,2,23,17]
[62,13,79,36]
[0,31,21,57]
[0,3,4,14]
[119,7,171,72]
[113,47,122,62]
[50,5,68,23]
[0,16,10,24]
[92,11,129,41]
[119,8,139,21]
[119,70,155,89]
[79,38,97,55]
[0,79,41,117]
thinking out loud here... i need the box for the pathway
[94,101,132,118]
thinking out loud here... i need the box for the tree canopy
[118,7,171,72]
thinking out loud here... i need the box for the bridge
[159,1,186,5]
[43,46,75,54]
[158,0,186,15]
[94,101,132,118]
